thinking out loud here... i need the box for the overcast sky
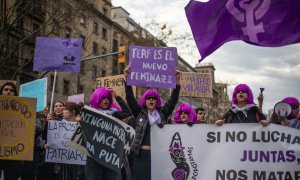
[111,0,300,113]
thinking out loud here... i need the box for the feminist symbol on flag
[226,0,271,42]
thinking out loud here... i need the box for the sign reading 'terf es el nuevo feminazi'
[127,46,177,89]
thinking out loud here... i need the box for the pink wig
[90,87,120,110]
[173,103,197,124]
[139,88,162,109]
[232,84,254,105]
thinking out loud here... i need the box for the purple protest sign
[127,46,177,89]
[185,0,300,61]
[68,94,85,104]
[33,37,82,72]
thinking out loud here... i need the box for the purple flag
[127,46,177,89]
[33,37,82,72]
[185,0,300,62]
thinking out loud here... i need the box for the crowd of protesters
[0,68,299,180]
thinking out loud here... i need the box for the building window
[63,80,70,95]
[78,85,84,94]
[64,5,72,16]
[80,15,86,26]
[92,66,97,79]
[65,28,71,38]
[103,7,107,16]
[16,18,23,29]
[101,70,106,77]
[102,28,107,40]
[101,47,107,55]
[93,22,98,34]
[33,22,40,32]
[80,61,85,74]
[49,75,58,92]
[53,21,59,34]
[80,35,85,48]
[93,42,98,55]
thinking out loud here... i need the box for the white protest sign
[151,124,300,180]
[46,120,87,165]
[68,94,85,104]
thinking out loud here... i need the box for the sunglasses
[3,88,14,92]
[146,96,157,101]
[291,105,299,110]
[237,90,247,94]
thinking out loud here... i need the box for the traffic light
[118,45,126,63]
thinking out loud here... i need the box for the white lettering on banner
[92,131,117,149]
[131,48,151,59]
[154,49,162,59]
[130,72,172,84]
[99,149,120,168]
[164,50,175,61]
[142,62,168,71]
[151,124,300,180]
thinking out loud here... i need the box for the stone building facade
[1,0,230,122]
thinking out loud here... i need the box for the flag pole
[49,70,57,114]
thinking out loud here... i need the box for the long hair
[139,88,162,109]
[173,103,197,123]
[0,82,18,96]
[231,84,254,105]
[90,87,113,109]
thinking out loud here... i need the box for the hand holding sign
[127,46,177,89]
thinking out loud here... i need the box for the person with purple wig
[215,84,268,126]
[173,103,197,126]
[124,67,181,180]
[85,87,132,180]
[282,97,300,129]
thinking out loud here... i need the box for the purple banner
[33,37,82,72]
[127,46,177,89]
[185,0,300,61]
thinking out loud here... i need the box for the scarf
[148,109,161,125]
[99,107,118,116]
[231,104,257,118]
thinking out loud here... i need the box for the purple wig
[281,97,300,107]
[232,84,254,105]
[173,103,197,124]
[90,87,120,110]
[281,97,299,119]
[139,88,162,109]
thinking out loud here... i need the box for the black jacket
[125,84,180,155]
[222,105,266,124]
